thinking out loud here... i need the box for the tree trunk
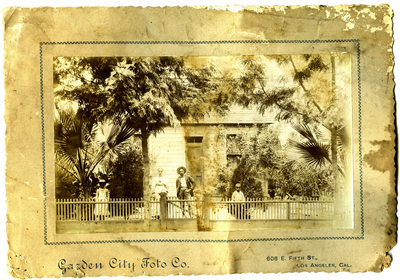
[141,126,150,200]
[331,126,338,197]
[330,55,339,199]
[141,123,151,228]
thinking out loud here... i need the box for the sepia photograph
[3,1,397,277]
[53,54,353,233]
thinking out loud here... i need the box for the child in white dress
[94,180,110,220]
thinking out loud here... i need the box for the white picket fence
[56,197,350,222]
[209,197,337,221]
[56,198,144,221]
[56,197,200,221]
[167,197,200,219]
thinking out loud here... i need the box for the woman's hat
[177,166,186,174]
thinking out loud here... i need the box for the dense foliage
[217,125,281,199]
[217,123,337,200]
[231,54,351,198]
[106,144,144,199]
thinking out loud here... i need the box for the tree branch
[274,101,306,118]
[288,55,323,113]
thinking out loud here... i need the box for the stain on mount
[364,140,394,173]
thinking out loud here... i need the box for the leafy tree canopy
[54,56,235,201]
[54,56,231,131]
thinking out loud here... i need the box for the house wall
[149,107,276,197]
[149,125,225,196]
[149,125,274,197]
[148,127,186,197]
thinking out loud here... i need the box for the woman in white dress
[151,168,168,219]
[94,180,110,220]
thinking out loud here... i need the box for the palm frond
[289,139,331,169]
[289,122,331,169]
[337,125,350,151]
[54,108,98,187]
[93,118,137,168]
[54,109,87,158]
[291,122,317,143]
[55,147,79,174]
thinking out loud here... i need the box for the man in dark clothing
[176,166,195,217]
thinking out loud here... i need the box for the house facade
[148,105,276,197]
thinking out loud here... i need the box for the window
[226,134,241,169]
[226,134,240,155]
[186,137,203,143]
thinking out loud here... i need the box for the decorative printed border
[41,39,362,245]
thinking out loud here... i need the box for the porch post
[159,192,167,230]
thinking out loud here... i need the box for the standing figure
[152,168,169,199]
[151,168,169,219]
[94,180,110,220]
[231,183,245,220]
[176,166,195,218]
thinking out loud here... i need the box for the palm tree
[54,107,136,199]
[289,122,349,193]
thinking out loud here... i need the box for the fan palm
[54,108,136,198]
[289,122,347,177]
